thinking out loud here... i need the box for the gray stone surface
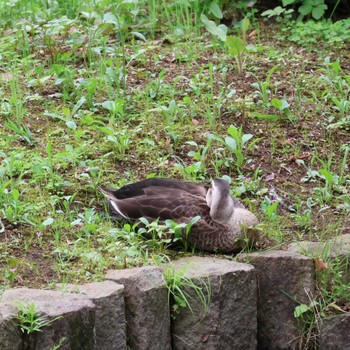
[106,266,171,350]
[319,313,350,350]
[238,250,315,350]
[288,233,350,258]
[60,281,126,350]
[1,288,95,350]
[0,302,22,350]
[170,256,257,350]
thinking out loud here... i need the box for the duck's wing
[100,186,209,221]
[103,178,208,199]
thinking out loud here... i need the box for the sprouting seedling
[201,14,250,73]
[5,119,35,145]
[225,36,246,74]
[270,97,297,125]
[210,125,261,173]
[251,65,279,105]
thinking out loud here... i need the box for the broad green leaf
[66,121,77,130]
[126,246,140,256]
[55,78,65,85]
[131,31,147,41]
[267,201,279,216]
[225,136,237,150]
[221,175,231,184]
[42,218,54,226]
[312,4,327,20]
[100,127,113,136]
[102,99,124,114]
[227,125,239,139]
[242,134,254,145]
[241,17,250,34]
[298,3,313,16]
[71,219,82,226]
[294,304,310,318]
[209,1,223,19]
[271,98,283,109]
[261,9,275,17]
[281,99,290,110]
[139,217,150,225]
[225,36,245,57]
[12,189,19,200]
[319,168,335,184]
[261,7,284,17]
[103,12,118,25]
[201,14,227,41]
[283,0,296,5]
[107,135,118,143]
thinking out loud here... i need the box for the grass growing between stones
[16,302,63,348]
[290,232,350,348]
[0,0,350,335]
[163,265,211,318]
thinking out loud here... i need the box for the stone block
[60,281,126,350]
[170,256,257,350]
[105,266,171,350]
[2,288,95,350]
[288,234,350,259]
[0,302,22,350]
[319,313,350,350]
[238,250,315,350]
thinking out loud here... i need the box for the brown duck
[99,178,258,253]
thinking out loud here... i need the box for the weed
[251,65,279,106]
[174,139,212,180]
[16,302,62,334]
[261,196,280,222]
[291,197,314,231]
[201,14,251,73]
[100,126,131,159]
[261,6,294,22]
[163,265,211,317]
[50,337,67,350]
[5,119,36,145]
[293,235,350,348]
[210,125,261,173]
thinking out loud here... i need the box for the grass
[0,0,350,336]
[163,265,211,317]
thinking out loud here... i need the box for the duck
[99,178,259,253]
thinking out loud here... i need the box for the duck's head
[206,179,234,224]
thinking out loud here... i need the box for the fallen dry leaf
[266,173,275,182]
[313,257,328,272]
[1,72,13,81]
[192,118,199,126]
[201,333,210,343]
[248,29,256,38]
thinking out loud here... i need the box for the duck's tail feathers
[99,187,129,219]
[98,186,115,199]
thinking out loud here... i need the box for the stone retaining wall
[1,236,350,350]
